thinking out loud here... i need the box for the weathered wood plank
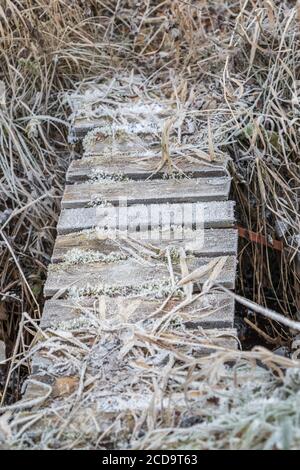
[82,135,159,154]
[57,201,236,235]
[67,154,229,182]
[62,177,231,209]
[44,255,236,298]
[71,98,172,138]
[27,325,238,404]
[41,292,235,329]
[52,228,238,263]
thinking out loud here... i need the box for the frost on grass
[70,98,170,138]
[4,357,300,449]
[45,315,97,332]
[135,367,300,451]
[67,278,183,300]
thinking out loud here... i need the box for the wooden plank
[73,118,164,143]
[67,154,229,182]
[73,99,171,116]
[57,201,236,235]
[82,135,159,154]
[62,177,231,209]
[68,81,152,109]
[44,255,236,298]
[71,99,172,138]
[52,228,238,263]
[41,292,235,329]
[73,120,162,139]
[26,326,238,404]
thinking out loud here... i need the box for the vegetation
[0,0,300,449]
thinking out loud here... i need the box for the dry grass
[0,0,300,449]
[0,0,129,401]
[1,305,300,450]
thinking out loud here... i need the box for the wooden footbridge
[22,76,239,430]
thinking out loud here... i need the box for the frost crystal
[67,278,183,300]
[49,248,128,269]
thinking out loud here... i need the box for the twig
[216,284,300,332]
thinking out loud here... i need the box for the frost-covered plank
[67,154,228,182]
[62,177,231,209]
[57,202,235,235]
[57,201,236,235]
[25,327,238,404]
[52,228,238,263]
[72,119,163,140]
[70,96,173,139]
[41,292,235,329]
[67,78,158,111]
[44,255,236,298]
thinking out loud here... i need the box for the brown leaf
[52,376,78,398]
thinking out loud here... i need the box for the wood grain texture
[52,228,238,263]
[67,154,229,182]
[57,201,236,235]
[83,136,159,154]
[44,255,237,298]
